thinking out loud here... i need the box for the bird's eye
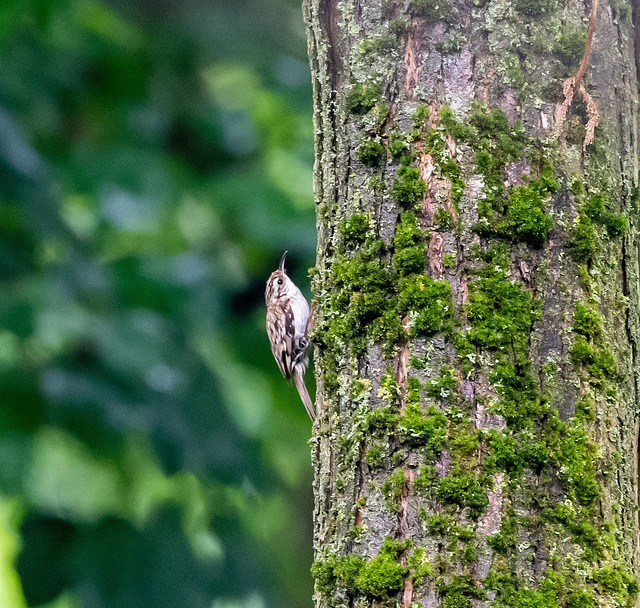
[277,279,283,285]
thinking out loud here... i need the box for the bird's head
[266,251,293,302]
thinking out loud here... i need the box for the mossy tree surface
[304,1,640,607]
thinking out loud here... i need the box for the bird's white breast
[286,276,310,339]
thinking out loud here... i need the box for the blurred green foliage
[0,0,316,607]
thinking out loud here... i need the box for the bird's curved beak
[279,251,288,273]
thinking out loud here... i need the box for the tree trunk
[304,0,640,606]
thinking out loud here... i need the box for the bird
[265,251,315,421]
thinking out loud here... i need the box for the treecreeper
[265,251,315,421]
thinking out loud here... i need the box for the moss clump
[557,423,600,505]
[409,0,453,23]
[466,113,555,246]
[553,27,586,70]
[593,565,639,596]
[571,302,616,381]
[315,236,391,360]
[425,116,466,209]
[549,503,602,551]
[583,193,606,221]
[342,209,440,351]
[437,574,487,608]
[582,192,627,239]
[357,538,409,597]
[333,554,365,588]
[484,566,564,608]
[439,105,473,141]
[433,426,490,519]
[486,511,517,554]
[604,212,627,238]
[573,302,603,343]
[571,336,615,380]
[365,405,397,433]
[339,214,371,244]
[486,364,601,503]
[311,555,339,596]
[437,474,489,519]
[425,365,458,401]
[439,104,556,246]
[391,165,426,208]
[468,105,525,200]
[490,165,557,247]
[311,538,410,599]
[393,212,425,275]
[434,207,454,231]
[389,19,409,37]
[487,361,543,430]
[408,547,433,585]
[414,104,430,129]
[435,35,467,55]
[332,242,388,327]
[398,273,452,337]
[397,379,448,450]
[364,442,385,466]
[357,556,405,597]
[514,0,558,17]
[347,81,382,115]
[465,264,538,352]
[381,467,405,510]
[441,104,542,225]
[358,35,395,59]
[332,252,390,335]
[423,512,456,536]
[569,214,596,262]
[357,139,384,167]
[388,133,410,161]
[443,252,456,268]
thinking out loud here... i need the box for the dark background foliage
[0,0,315,606]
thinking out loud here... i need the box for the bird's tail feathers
[293,367,316,421]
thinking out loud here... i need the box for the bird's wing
[266,301,295,381]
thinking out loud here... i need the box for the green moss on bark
[514,0,558,17]
[465,262,539,353]
[311,537,410,600]
[570,302,616,381]
[393,212,425,275]
[356,138,384,167]
[398,273,453,337]
[381,467,405,511]
[391,165,426,208]
[346,80,382,115]
[436,573,487,608]
[409,0,453,24]
[397,378,447,450]
[570,214,597,262]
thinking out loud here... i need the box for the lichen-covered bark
[303,0,640,606]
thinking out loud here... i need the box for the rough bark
[304,0,640,606]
